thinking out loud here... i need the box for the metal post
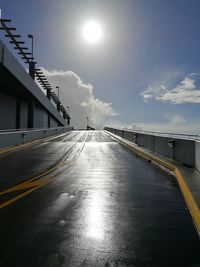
[57,103,61,112]
[87,117,89,130]
[67,114,70,125]
[63,111,67,119]
[28,34,33,60]
[29,61,35,80]
[28,34,35,80]
[56,86,59,99]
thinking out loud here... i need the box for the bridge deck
[0,131,199,266]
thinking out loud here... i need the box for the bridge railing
[105,126,200,173]
[105,127,200,141]
[0,126,72,149]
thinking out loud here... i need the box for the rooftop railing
[105,127,200,141]
[0,17,69,121]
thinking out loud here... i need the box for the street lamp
[28,34,35,79]
[28,34,33,60]
[56,86,59,99]
[86,117,89,130]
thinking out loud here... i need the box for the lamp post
[28,34,34,79]
[86,117,89,130]
[28,34,33,60]
[56,86,59,99]
[66,107,70,125]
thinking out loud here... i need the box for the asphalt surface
[0,130,199,267]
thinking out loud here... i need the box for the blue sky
[1,0,200,131]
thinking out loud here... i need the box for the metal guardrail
[0,126,72,134]
[105,127,200,141]
[105,126,200,169]
[0,126,73,149]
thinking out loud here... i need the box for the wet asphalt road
[0,130,199,267]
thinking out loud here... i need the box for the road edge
[105,130,200,235]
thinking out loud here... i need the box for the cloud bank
[141,75,200,104]
[42,69,117,129]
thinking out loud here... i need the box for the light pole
[86,117,89,130]
[66,107,70,125]
[28,34,35,80]
[28,34,33,60]
[56,86,59,99]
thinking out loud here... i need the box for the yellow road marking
[174,168,200,235]
[0,164,59,197]
[105,130,200,235]
[0,176,54,195]
[0,175,58,209]
[0,155,66,208]
[0,141,78,209]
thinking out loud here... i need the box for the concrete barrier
[106,130,200,235]
[0,126,72,149]
[105,127,199,172]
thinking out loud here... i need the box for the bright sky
[1,0,200,132]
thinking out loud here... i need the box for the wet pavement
[0,130,199,267]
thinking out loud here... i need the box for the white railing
[0,126,73,149]
[105,127,200,141]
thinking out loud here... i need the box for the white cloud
[141,75,200,104]
[41,68,117,129]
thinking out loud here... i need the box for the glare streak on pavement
[0,130,199,267]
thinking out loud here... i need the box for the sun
[82,20,102,44]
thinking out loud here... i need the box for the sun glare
[82,20,102,44]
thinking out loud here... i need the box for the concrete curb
[105,130,200,235]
